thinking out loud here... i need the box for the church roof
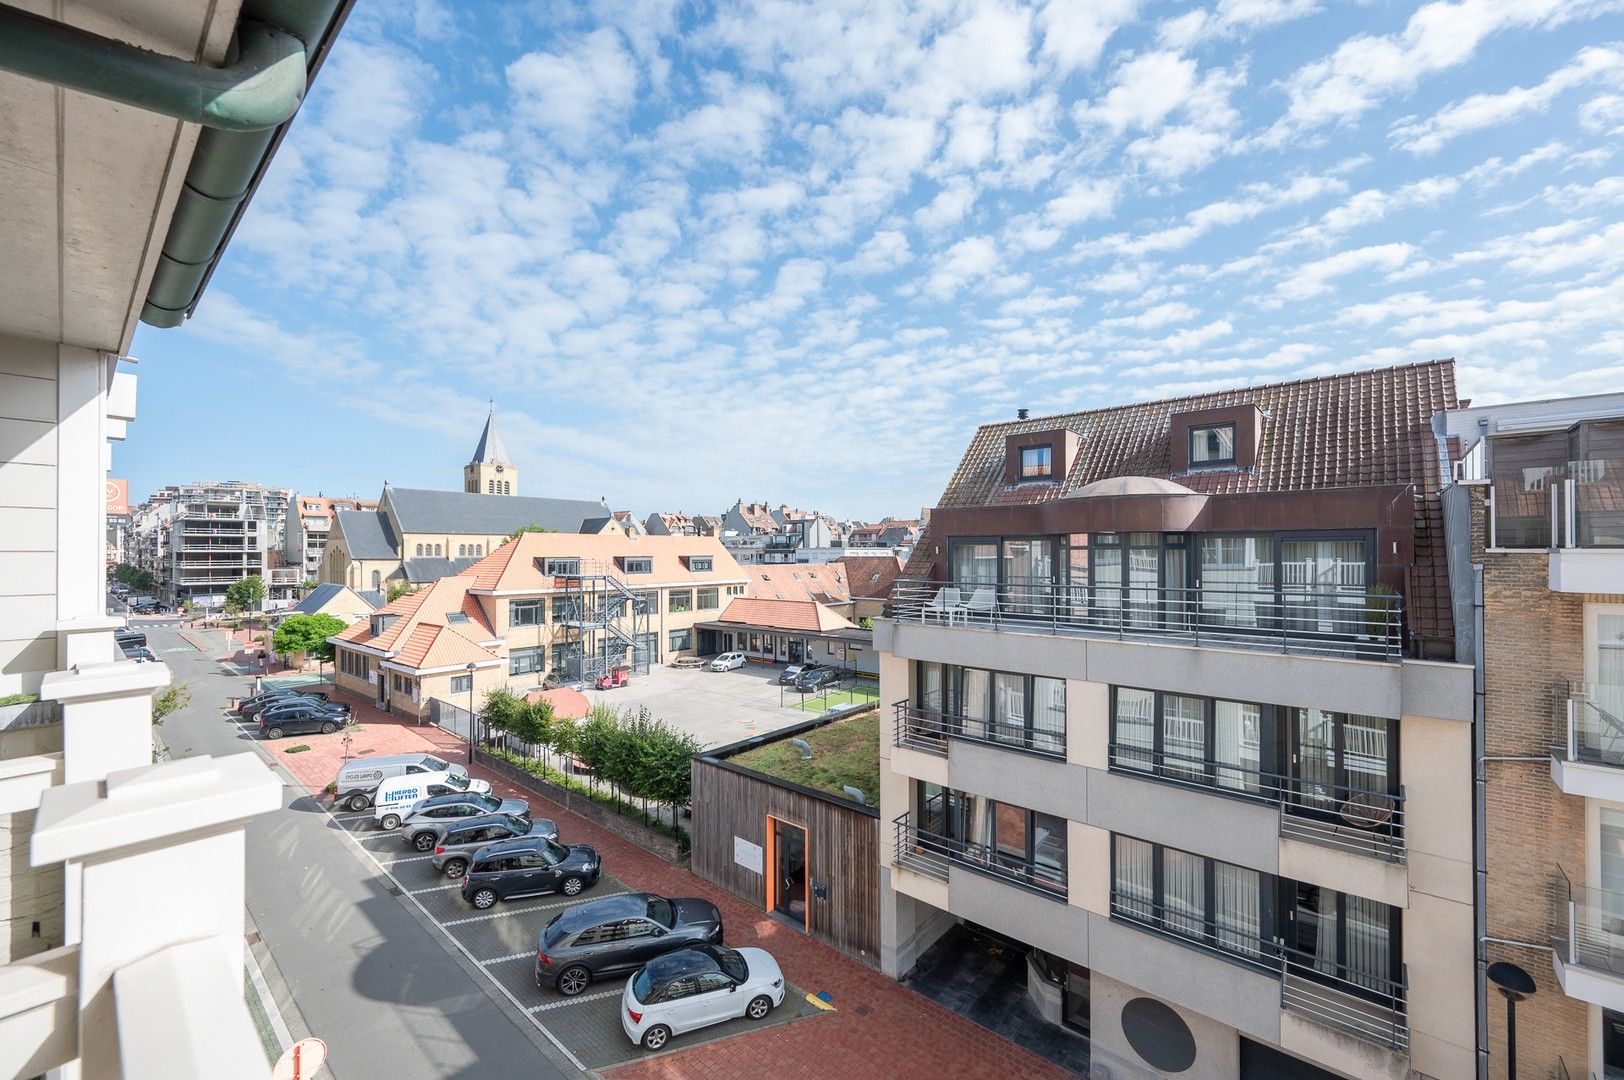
[470,406,509,465]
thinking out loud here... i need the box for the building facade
[1440,393,1624,1080]
[282,493,375,580]
[464,404,518,496]
[147,481,290,608]
[876,361,1477,1080]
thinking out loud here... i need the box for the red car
[595,666,630,690]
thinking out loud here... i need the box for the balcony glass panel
[1576,458,1624,547]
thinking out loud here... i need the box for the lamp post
[465,662,478,767]
[1487,961,1536,1080]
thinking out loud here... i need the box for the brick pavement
[263,686,1079,1080]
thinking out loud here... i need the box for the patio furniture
[965,587,997,623]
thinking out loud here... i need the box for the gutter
[0,0,355,329]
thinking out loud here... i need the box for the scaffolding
[551,562,653,683]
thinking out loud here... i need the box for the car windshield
[646,897,675,929]
[630,968,654,1004]
[503,814,531,833]
[717,948,747,983]
[476,793,500,811]
[542,917,567,949]
[421,756,449,771]
[443,772,470,791]
[541,839,567,863]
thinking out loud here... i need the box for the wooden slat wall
[690,759,880,967]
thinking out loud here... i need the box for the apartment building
[1438,393,1624,1080]
[330,531,748,719]
[156,481,290,607]
[876,360,1476,1080]
[282,493,375,579]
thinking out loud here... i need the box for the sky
[120,0,1624,520]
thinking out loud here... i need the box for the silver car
[400,792,532,852]
[429,814,560,878]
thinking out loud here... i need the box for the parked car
[460,837,601,909]
[257,702,351,739]
[114,629,146,649]
[121,646,158,663]
[429,815,559,878]
[777,663,817,685]
[398,791,530,848]
[534,892,723,997]
[334,754,467,812]
[794,667,840,691]
[258,698,351,726]
[621,945,785,1050]
[709,652,746,672]
[239,688,340,718]
[372,770,493,827]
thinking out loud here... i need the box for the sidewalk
[275,689,1079,1080]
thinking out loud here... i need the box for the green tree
[272,613,346,669]
[385,582,414,603]
[505,524,557,541]
[151,683,191,726]
[511,697,554,754]
[225,575,266,615]
[479,687,526,740]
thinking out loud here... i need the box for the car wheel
[641,1024,671,1051]
[561,876,584,896]
[442,858,468,879]
[471,888,498,910]
[412,831,435,852]
[320,721,337,734]
[556,965,591,997]
[346,793,371,812]
[747,994,773,1020]
[266,727,284,740]
[379,813,401,831]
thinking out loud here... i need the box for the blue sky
[122,0,1624,520]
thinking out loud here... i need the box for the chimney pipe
[1017,408,1030,420]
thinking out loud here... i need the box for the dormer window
[1020,445,1053,479]
[685,556,713,572]
[1189,423,1236,466]
[622,557,653,574]
[543,558,580,577]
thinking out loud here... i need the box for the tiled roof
[334,588,431,649]
[331,576,496,666]
[750,564,851,604]
[384,487,609,536]
[289,583,378,615]
[717,597,855,633]
[839,554,905,599]
[395,623,501,669]
[733,501,777,531]
[402,556,479,583]
[466,532,747,593]
[334,508,398,561]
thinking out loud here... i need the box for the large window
[985,802,1067,894]
[510,599,542,627]
[1112,687,1263,794]
[668,590,693,613]
[915,663,1065,755]
[450,674,472,694]
[1189,423,1236,466]
[1020,445,1053,479]
[949,541,999,586]
[697,587,719,610]
[1112,836,1283,970]
[543,558,580,576]
[669,628,692,651]
[623,557,652,574]
[509,647,542,676]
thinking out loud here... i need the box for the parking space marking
[381,854,437,867]
[480,950,535,966]
[407,883,462,896]
[439,892,628,929]
[526,988,622,1014]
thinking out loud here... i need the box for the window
[474,544,482,557]
[697,587,719,610]
[983,802,1067,894]
[415,544,424,556]
[916,664,1065,755]
[1189,423,1236,466]
[371,570,381,590]
[1019,445,1053,479]
[450,674,472,694]
[435,543,443,556]
[487,480,494,494]
[623,557,653,574]
[509,647,543,676]
[669,628,692,651]
[669,590,693,613]
[688,556,713,572]
[696,972,734,994]
[1111,687,1265,794]
[544,558,581,576]
[458,544,466,557]
[510,599,542,627]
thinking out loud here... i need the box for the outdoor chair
[965,587,997,623]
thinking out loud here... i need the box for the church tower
[464,404,517,496]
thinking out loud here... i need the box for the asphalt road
[144,620,578,1080]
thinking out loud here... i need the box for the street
[147,620,579,1080]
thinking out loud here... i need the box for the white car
[621,945,784,1051]
[709,652,746,671]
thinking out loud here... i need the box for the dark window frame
[1019,444,1054,480]
[1188,422,1238,467]
[510,599,543,627]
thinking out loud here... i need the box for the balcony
[1108,745,1406,863]
[1550,682,1624,800]
[887,579,1405,662]
[1554,870,1624,1010]
[891,813,1067,901]
[1110,892,1409,1054]
[1486,458,1624,592]
[891,701,1065,759]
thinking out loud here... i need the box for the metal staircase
[553,559,652,682]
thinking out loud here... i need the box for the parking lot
[225,699,821,1071]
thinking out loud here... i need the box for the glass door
[1283,883,1399,1000]
[1289,710,1396,824]
[770,818,808,929]
[1280,537,1367,638]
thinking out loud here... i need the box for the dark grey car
[398,793,532,849]
[428,814,559,877]
[534,892,723,997]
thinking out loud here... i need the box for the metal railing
[892,814,1068,900]
[1109,890,1408,1052]
[1488,458,1624,550]
[1106,744,1406,862]
[1554,867,1624,977]
[891,701,1066,759]
[1554,680,1624,770]
[886,579,1405,661]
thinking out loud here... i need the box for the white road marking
[438,892,627,929]
[480,950,535,966]
[407,883,462,895]
[381,854,437,867]
[527,987,622,1014]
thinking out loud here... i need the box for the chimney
[1017,408,1030,420]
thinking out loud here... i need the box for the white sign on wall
[734,836,764,875]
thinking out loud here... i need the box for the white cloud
[1390,46,1624,152]
[915,179,981,234]
[1277,242,1415,299]
[845,230,913,275]
[1579,92,1624,133]
[1084,51,1199,133]
[1036,0,1137,74]
[1045,177,1120,226]
[1159,0,1319,49]
[924,235,1002,297]
[507,28,639,150]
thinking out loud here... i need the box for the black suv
[258,700,351,739]
[460,837,602,909]
[535,892,723,997]
[794,667,839,691]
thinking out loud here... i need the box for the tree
[272,613,346,668]
[385,582,414,603]
[151,683,191,726]
[505,524,557,541]
[225,575,266,615]
[479,687,525,742]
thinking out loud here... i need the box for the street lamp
[1487,961,1536,1080]
[465,662,478,767]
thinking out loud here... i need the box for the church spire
[469,401,509,465]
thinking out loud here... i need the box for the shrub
[0,692,40,708]
[284,744,312,754]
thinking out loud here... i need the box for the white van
[373,770,492,830]
[333,753,465,812]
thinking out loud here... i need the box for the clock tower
[464,404,517,496]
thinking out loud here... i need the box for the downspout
[1473,562,1488,1080]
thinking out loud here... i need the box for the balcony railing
[1107,744,1406,862]
[891,701,1065,759]
[1554,680,1624,770]
[886,579,1405,661]
[1488,458,1624,550]
[1109,891,1409,1052]
[1554,867,1624,979]
[892,814,1067,900]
